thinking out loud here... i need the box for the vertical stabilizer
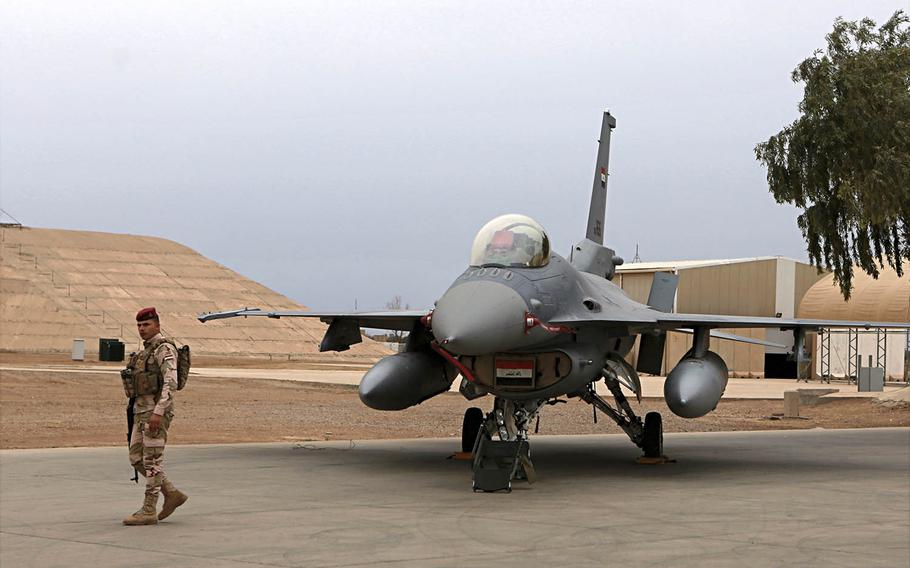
[646,272,678,313]
[585,111,616,245]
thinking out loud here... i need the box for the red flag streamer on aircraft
[430,341,478,384]
[524,312,575,335]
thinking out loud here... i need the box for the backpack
[176,344,191,390]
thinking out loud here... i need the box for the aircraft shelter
[0,225,390,360]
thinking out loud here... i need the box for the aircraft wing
[550,310,909,331]
[654,313,909,331]
[198,308,428,331]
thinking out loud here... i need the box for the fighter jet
[200,112,908,491]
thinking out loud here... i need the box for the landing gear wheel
[642,411,663,458]
[462,407,484,453]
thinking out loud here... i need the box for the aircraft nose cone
[432,280,528,355]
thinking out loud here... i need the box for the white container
[72,339,85,361]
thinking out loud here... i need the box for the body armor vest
[131,337,177,398]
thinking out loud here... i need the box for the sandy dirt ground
[1,369,908,449]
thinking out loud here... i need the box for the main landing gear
[461,407,484,453]
[642,410,663,458]
[575,365,664,459]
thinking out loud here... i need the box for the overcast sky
[0,1,901,310]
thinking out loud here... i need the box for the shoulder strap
[143,337,175,366]
[150,337,178,353]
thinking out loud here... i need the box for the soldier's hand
[148,413,162,434]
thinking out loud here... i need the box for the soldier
[121,307,188,525]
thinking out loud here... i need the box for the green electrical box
[99,338,125,362]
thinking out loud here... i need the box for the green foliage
[755,11,910,299]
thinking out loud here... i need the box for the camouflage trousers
[129,410,173,497]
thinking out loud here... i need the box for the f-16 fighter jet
[200,112,908,492]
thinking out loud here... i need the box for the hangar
[799,263,910,381]
[617,257,909,381]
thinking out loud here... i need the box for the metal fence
[816,327,910,384]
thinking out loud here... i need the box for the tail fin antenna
[585,111,616,244]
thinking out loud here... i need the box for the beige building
[616,257,827,378]
[798,263,910,380]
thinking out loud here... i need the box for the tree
[385,295,410,343]
[755,11,910,299]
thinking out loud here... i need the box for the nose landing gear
[466,398,541,492]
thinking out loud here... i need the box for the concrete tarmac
[2,429,908,567]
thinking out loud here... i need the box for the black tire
[462,407,484,453]
[642,411,663,458]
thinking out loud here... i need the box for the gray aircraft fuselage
[429,253,641,400]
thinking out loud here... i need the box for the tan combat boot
[122,493,159,526]
[159,480,188,521]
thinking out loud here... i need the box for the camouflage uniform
[127,332,178,499]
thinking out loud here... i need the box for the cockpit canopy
[469,214,551,268]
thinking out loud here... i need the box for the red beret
[136,307,159,322]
